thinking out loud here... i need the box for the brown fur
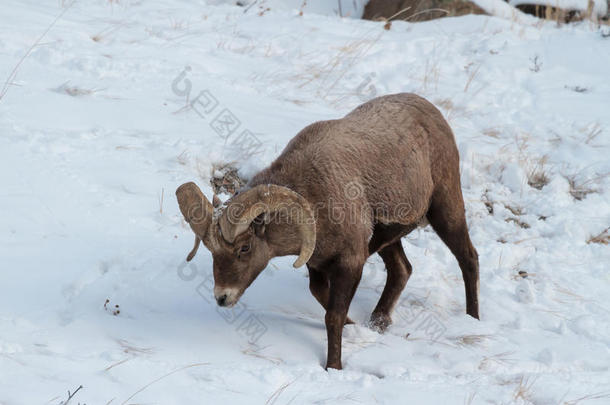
[176,93,479,370]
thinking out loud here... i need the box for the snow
[1,1,610,404]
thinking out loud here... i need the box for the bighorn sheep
[176,93,479,370]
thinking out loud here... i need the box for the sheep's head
[176,182,316,307]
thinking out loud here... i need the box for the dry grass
[483,128,502,139]
[478,351,516,370]
[456,334,494,347]
[527,156,550,190]
[54,81,103,97]
[116,339,154,356]
[580,122,603,145]
[512,375,538,403]
[210,162,246,195]
[292,30,384,105]
[104,357,132,372]
[562,390,610,405]
[176,149,189,166]
[502,204,530,228]
[505,204,523,216]
[121,363,208,405]
[482,191,494,214]
[463,63,481,93]
[91,21,127,42]
[552,283,589,304]
[587,226,610,245]
[420,55,441,93]
[265,377,299,405]
[501,132,553,191]
[506,217,530,229]
[158,188,164,214]
[0,1,75,101]
[241,346,284,365]
[565,173,603,200]
[463,391,477,405]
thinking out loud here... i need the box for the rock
[362,0,486,22]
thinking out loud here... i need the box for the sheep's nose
[216,294,228,307]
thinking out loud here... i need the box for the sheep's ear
[252,213,267,237]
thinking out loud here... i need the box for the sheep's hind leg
[426,189,480,319]
[370,241,412,333]
[308,267,354,325]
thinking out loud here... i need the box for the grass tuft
[513,375,538,403]
[210,162,246,195]
[565,174,600,200]
[587,226,610,245]
[527,156,550,190]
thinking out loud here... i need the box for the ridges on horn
[218,184,316,268]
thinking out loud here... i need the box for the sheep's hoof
[369,312,392,333]
[325,361,342,370]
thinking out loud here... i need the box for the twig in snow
[265,377,299,405]
[404,8,450,22]
[464,63,481,92]
[243,0,258,14]
[158,188,165,214]
[58,385,83,405]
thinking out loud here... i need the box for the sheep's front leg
[325,265,362,370]
[308,267,354,325]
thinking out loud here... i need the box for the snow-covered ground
[1,1,609,404]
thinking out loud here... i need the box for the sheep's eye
[240,244,250,254]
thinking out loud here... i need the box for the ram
[176,93,479,370]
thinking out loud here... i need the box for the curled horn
[218,184,316,268]
[176,182,214,261]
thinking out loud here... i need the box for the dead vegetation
[562,390,610,405]
[54,81,103,97]
[516,0,606,24]
[504,203,529,229]
[564,173,604,200]
[580,122,603,145]
[91,21,127,42]
[512,375,538,403]
[527,156,550,190]
[116,339,154,356]
[210,162,246,195]
[55,384,83,405]
[455,334,494,347]
[241,346,283,365]
[478,351,516,371]
[291,31,384,105]
[505,217,530,229]
[587,226,610,245]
